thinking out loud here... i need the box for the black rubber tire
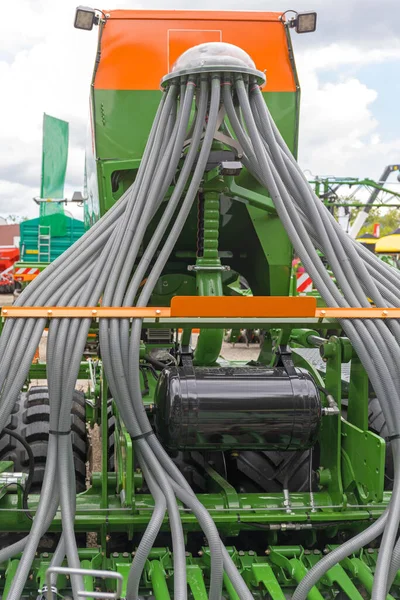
[0,386,88,493]
[234,448,314,493]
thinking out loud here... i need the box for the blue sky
[346,62,400,142]
[313,58,400,147]
[0,0,399,218]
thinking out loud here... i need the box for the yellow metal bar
[315,307,400,319]
[1,307,171,318]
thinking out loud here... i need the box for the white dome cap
[162,42,265,86]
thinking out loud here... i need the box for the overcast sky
[1,0,399,221]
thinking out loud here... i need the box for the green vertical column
[347,354,369,430]
[81,559,94,600]
[324,563,365,600]
[150,560,171,600]
[252,563,286,600]
[223,572,241,600]
[3,559,19,598]
[193,191,224,365]
[289,559,325,600]
[100,375,109,556]
[187,565,209,600]
[318,338,344,504]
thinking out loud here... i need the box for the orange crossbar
[2,296,400,319]
[1,307,171,318]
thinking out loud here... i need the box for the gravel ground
[193,331,261,362]
[0,294,14,307]
[220,339,260,362]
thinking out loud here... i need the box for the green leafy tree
[5,215,29,224]
[341,196,400,237]
[358,207,400,237]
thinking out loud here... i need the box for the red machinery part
[0,246,19,292]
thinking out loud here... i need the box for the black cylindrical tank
[155,366,321,451]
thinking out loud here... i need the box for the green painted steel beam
[27,361,91,381]
[0,490,390,533]
[187,564,209,600]
[194,188,225,366]
[150,560,172,600]
[252,563,286,600]
[324,563,365,600]
[3,559,19,598]
[140,317,341,329]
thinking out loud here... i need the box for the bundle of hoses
[0,68,400,600]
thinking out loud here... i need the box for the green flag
[40,114,69,235]
[40,114,69,199]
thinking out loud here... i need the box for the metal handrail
[45,566,123,600]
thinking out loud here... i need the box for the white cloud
[0,179,83,222]
[0,1,100,221]
[295,45,400,181]
[297,43,400,72]
[0,180,40,220]
[1,1,400,222]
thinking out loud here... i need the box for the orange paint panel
[14,274,39,282]
[95,11,295,92]
[170,296,317,318]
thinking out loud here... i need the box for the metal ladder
[38,225,51,263]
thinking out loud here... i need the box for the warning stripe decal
[13,266,42,282]
[14,268,41,275]
[296,272,313,293]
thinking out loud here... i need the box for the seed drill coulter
[1,8,400,600]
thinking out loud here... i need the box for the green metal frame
[0,310,394,596]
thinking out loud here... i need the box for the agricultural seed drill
[1,8,400,600]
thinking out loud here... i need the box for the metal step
[293,347,351,382]
[38,225,51,262]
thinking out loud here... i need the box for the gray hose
[2,65,400,600]
[0,83,180,598]
[372,441,400,599]
[49,535,66,588]
[6,437,60,598]
[292,511,388,600]
[102,76,226,600]
[4,261,99,598]
[388,531,400,589]
[98,81,192,600]
[126,450,166,600]
[248,84,400,430]
[234,77,400,598]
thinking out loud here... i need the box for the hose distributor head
[161,41,266,86]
